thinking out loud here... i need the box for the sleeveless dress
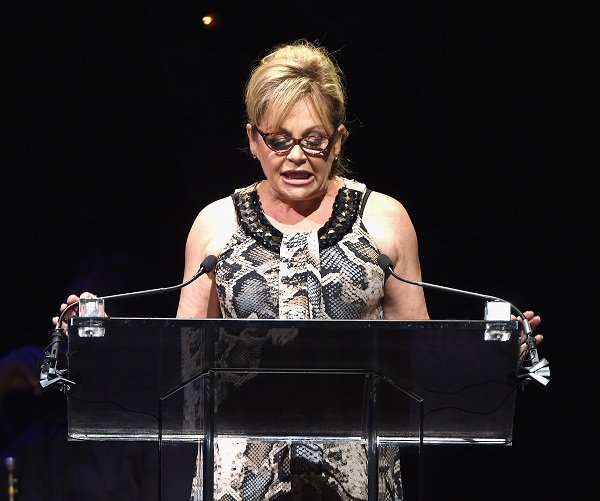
[189,178,403,500]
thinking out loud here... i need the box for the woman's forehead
[261,98,326,130]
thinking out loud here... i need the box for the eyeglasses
[252,125,337,156]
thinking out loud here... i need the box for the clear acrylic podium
[67,317,520,500]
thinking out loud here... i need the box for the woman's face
[247,98,343,203]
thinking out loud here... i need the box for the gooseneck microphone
[39,254,218,391]
[377,254,504,303]
[99,254,218,302]
[377,253,550,387]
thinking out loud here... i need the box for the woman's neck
[257,178,342,231]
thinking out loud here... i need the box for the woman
[179,39,432,500]
[176,39,543,500]
[178,40,430,323]
[57,39,542,500]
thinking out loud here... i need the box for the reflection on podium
[68,317,521,500]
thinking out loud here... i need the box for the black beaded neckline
[234,184,362,252]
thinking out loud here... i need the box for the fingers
[59,294,79,314]
[519,343,528,361]
[529,315,542,331]
[516,310,544,360]
[522,312,542,345]
[66,293,81,306]
[54,294,82,330]
[53,291,98,331]
[51,316,70,336]
[516,310,542,340]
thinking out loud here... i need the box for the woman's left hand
[517,310,543,359]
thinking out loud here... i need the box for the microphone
[377,254,504,302]
[40,254,218,391]
[99,254,218,302]
[377,253,550,387]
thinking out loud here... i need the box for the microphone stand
[39,255,218,393]
[377,254,550,388]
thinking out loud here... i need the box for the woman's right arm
[176,196,237,319]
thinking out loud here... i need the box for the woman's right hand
[52,292,96,333]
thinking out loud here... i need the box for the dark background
[6,1,594,499]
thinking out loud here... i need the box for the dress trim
[233,182,363,252]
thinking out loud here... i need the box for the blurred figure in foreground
[0,252,175,500]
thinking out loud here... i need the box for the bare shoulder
[192,196,235,228]
[363,190,415,233]
[361,189,419,262]
[187,195,238,256]
[199,196,234,217]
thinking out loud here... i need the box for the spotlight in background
[200,12,220,30]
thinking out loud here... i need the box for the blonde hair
[244,39,349,176]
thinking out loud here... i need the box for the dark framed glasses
[252,125,337,156]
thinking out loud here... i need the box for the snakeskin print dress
[189,178,403,500]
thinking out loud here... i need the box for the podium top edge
[71,317,518,330]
